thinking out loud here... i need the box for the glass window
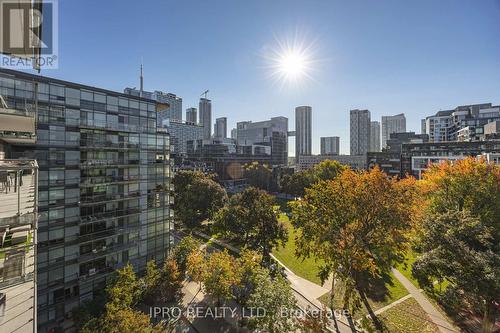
[119,97,129,107]
[49,84,65,96]
[94,93,106,104]
[107,95,118,105]
[81,90,93,101]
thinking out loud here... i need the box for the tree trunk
[359,288,383,332]
[482,299,496,333]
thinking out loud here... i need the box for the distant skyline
[22,0,500,155]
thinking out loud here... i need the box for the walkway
[391,268,459,333]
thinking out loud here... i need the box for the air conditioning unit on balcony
[88,268,96,276]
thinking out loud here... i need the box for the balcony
[0,97,36,145]
[0,159,38,333]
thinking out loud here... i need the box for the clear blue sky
[36,0,500,155]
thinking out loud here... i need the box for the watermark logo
[0,0,58,69]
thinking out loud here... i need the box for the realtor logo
[0,0,58,69]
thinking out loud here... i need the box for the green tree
[173,170,227,228]
[233,249,263,304]
[291,167,418,327]
[203,250,241,305]
[101,307,164,333]
[158,258,183,303]
[246,270,297,333]
[297,306,331,333]
[414,158,500,333]
[186,248,207,287]
[244,161,274,191]
[106,264,141,309]
[172,234,201,272]
[213,187,287,259]
[142,260,161,304]
[281,160,346,196]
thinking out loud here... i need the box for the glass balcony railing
[0,159,38,333]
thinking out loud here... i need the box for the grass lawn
[318,271,409,319]
[272,213,324,285]
[375,297,440,333]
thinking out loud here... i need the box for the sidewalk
[391,268,459,333]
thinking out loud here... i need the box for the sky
[29,0,500,155]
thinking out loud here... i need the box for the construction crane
[200,90,209,99]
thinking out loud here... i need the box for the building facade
[424,103,500,143]
[163,119,204,158]
[320,136,339,155]
[186,107,197,123]
[235,116,288,166]
[297,154,366,172]
[350,109,371,155]
[124,88,182,123]
[199,98,212,139]
[214,117,227,139]
[401,141,500,179]
[1,69,173,332]
[295,106,312,161]
[381,113,406,148]
[370,121,380,152]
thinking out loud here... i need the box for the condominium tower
[381,113,406,148]
[350,109,371,155]
[186,107,197,123]
[199,98,212,139]
[370,121,381,152]
[320,136,340,155]
[214,117,227,139]
[0,69,173,332]
[295,106,312,161]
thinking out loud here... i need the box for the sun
[278,51,307,80]
[262,33,318,88]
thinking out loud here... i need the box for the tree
[203,250,241,305]
[213,187,287,260]
[173,170,227,228]
[172,234,201,272]
[281,160,346,196]
[233,249,263,304]
[106,264,141,309]
[244,161,274,191]
[290,167,419,326]
[186,248,207,287]
[246,269,297,333]
[142,260,161,304]
[414,158,500,333]
[101,307,164,333]
[157,258,183,303]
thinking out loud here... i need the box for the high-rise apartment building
[295,106,312,161]
[199,98,212,139]
[350,109,371,155]
[1,69,173,332]
[124,88,182,123]
[424,103,500,142]
[236,116,288,165]
[214,117,227,139]
[320,136,339,155]
[381,113,406,148]
[164,119,204,157]
[186,107,197,123]
[370,121,381,152]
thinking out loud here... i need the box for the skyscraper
[186,107,197,123]
[370,121,381,152]
[295,106,312,161]
[214,117,227,139]
[320,136,340,155]
[381,113,406,148]
[199,98,212,139]
[350,109,371,155]
[0,68,173,331]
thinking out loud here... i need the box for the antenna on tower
[140,61,144,96]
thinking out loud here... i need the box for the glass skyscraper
[0,69,173,332]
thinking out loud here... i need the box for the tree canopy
[173,170,227,228]
[213,187,288,259]
[290,167,419,317]
[413,158,500,333]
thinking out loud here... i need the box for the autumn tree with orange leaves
[290,166,420,328]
